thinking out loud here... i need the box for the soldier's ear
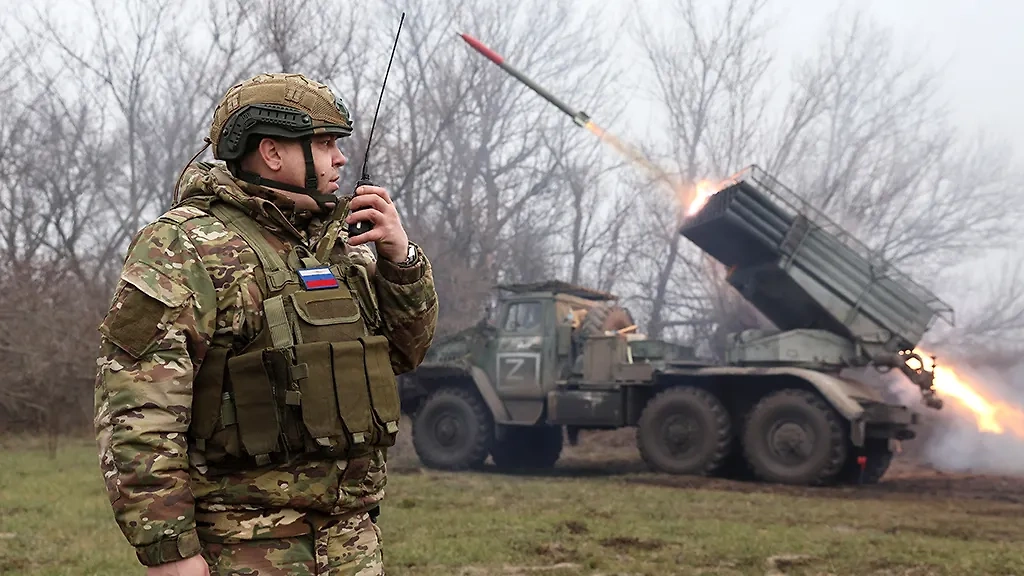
[258,137,285,171]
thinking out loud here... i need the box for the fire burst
[910,351,1024,438]
[686,180,720,216]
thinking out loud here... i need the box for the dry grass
[1,436,1022,576]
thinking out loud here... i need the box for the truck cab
[487,283,628,424]
[398,281,637,470]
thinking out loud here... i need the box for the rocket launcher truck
[398,165,952,486]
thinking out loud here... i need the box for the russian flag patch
[298,267,339,290]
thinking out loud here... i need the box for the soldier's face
[275,135,348,195]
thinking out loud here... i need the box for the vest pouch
[264,349,307,452]
[226,350,281,459]
[361,335,401,447]
[293,342,349,455]
[289,287,365,343]
[343,262,382,333]
[190,347,231,441]
[190,347,244,464]
[330,341,374,448]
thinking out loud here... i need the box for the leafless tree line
[617,0,1024,354]
[1,0,1022,441]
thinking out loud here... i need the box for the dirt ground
[387,424,1024,507]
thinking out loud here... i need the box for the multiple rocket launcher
[456,31,952,404]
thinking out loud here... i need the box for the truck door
[495,299,548,423]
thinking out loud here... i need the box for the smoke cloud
[898,357,1024,476]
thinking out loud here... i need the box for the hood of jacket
[174,161,335,242]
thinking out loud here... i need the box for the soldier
[94,73,438,575]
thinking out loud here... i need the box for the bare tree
[558,152,632,288]
[932,254,1024,349]
[622,3,1023,352]
[0,261,107,452]
[767,11,1021,275]
[624,0,775,339]
[370,0,617,335]
[25,0,175,281]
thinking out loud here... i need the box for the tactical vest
[182,201,401,472]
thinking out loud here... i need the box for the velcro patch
[298,267,339,291]
[101,285,169,359]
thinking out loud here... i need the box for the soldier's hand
[346,184,410,264]
[146,554,210,576]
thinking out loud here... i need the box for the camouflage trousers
[200,511,384,576]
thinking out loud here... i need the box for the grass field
[1,437,1022,576]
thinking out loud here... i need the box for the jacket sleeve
[94,220,217,567]
[371,242,439,374]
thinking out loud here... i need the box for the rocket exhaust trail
[456,30,694,203]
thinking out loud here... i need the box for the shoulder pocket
[120,261,193,308]
[99,262,194,359]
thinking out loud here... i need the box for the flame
[583,120,718,215]
[686,179,719,216]
[909,350,1024,438]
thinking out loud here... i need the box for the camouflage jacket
[94,162,437,566]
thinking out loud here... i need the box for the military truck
[398,166,953,486]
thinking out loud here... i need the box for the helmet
[208,73,353,204]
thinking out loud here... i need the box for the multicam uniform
[94,157,437,575]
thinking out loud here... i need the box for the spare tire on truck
[576,304,634,341]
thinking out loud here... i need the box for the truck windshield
[504,301,542,333]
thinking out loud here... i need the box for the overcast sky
[594,0,1024,164]
[782,0,1024,163]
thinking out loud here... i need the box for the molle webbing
[209,203,300,351]
[209,204,293,291]
[313,199,351,263]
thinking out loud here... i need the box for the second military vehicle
[398,166,953,486]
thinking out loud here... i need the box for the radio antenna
[348,12,405,238]
[360,11,405,182]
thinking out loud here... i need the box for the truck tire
[838,439,893,485]
[742,389,847,486]
[490,425,564,471]
[577,304,634,340]
[412,387,493,470]
[857,450,893,484]
[636,386,732,476]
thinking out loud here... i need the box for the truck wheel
[858,450,893,484]
[577,304,634,340]
[491,425,564,471]
[636,387,732,476]
[742,389,847,486]
[412,387,493,470]
[838,439,893,485]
